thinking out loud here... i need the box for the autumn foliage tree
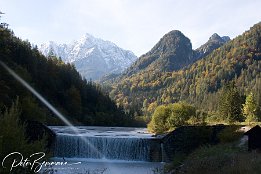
[148,102,196,133]
[243,92,259,124]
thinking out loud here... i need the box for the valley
[0,6,261,173]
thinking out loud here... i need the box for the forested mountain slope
[0,24,131,126]
[124,30,193,76]
[110,22,261,116]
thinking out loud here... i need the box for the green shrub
[148,102,196,133]
[167,103,196,127]
[148,105,170,134]
[187,110,207,125]
[205,112,225,124]
[0,99,48,173]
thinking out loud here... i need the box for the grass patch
[173,144,261,174]
[217,125,244,144]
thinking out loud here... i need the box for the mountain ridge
[101,31,230,85]
[194,33,230,60]
[124,30,193,77]
[40,33,137,80]
[121,31,230,79]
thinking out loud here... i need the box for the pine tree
[218,83,243,123]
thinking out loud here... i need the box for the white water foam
[49,126,163,161]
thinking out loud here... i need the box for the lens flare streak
[0,60,104,158]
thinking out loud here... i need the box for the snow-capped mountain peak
[40,34,137,80]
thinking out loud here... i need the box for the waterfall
[49,126,164,162]
[54,135,150,161]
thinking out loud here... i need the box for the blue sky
[1,0,261,56]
